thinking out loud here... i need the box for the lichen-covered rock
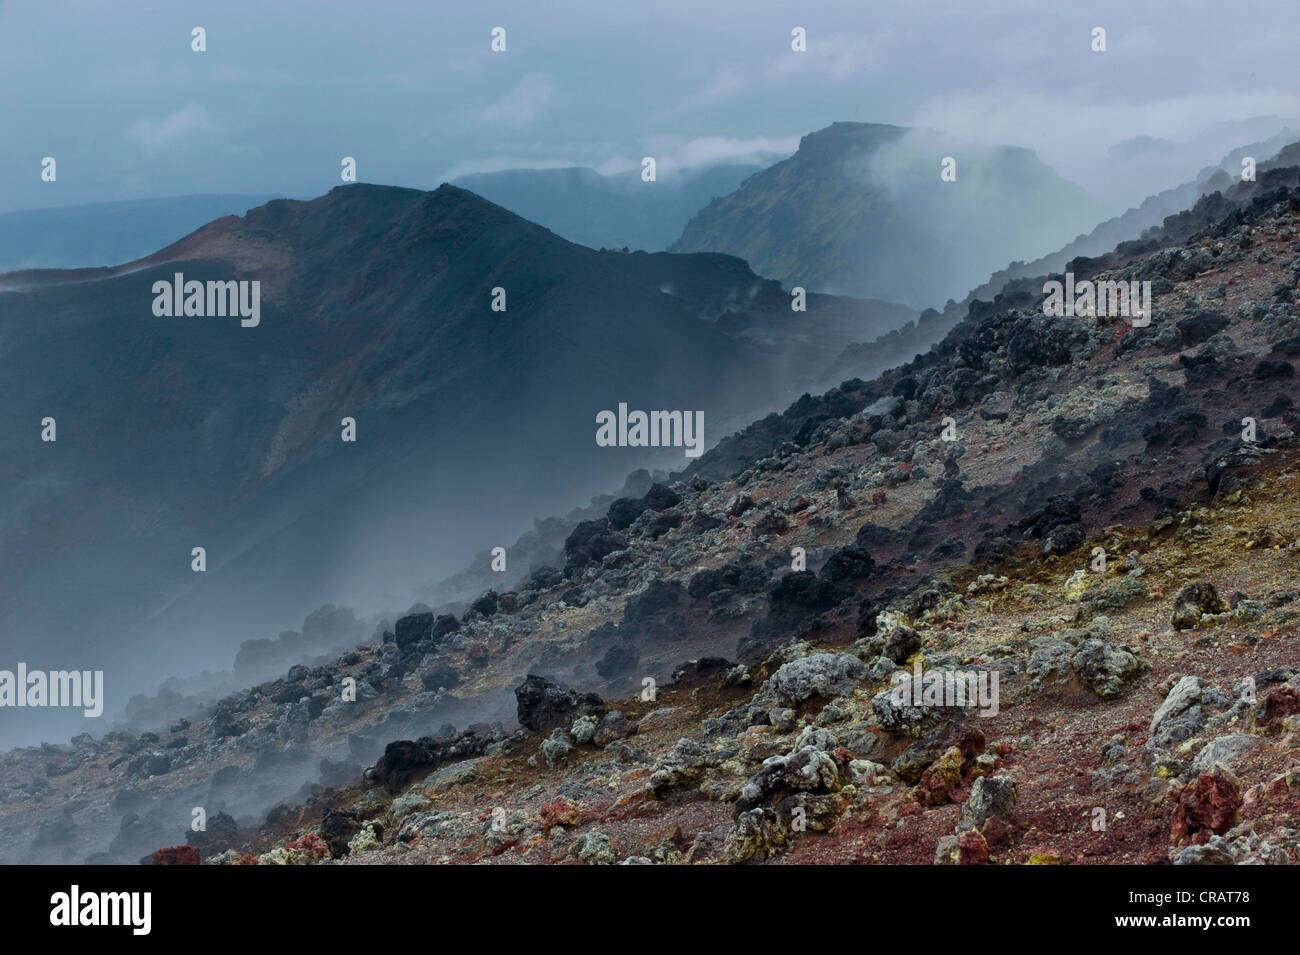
[1231,599,1266,622]
[1149,676,1204,751]
[592,710,637,747]
[872,686,927,735]
[346,820,383,855]
[881,626,922,664]
[1042,522,1085,556]
[396,809,459,843]
[1063,569,1089,602]
[1172,834,1236,865]
[539,796,579,832]
[206,849,258,865]
[540,728,573,766]
[390,791,431,819]
[258,830,336,865]
[370,724,507,792]
[515,674,604,733]
[319,808,363,858]
[1189,734,1259,775]
[934,834,959,864]
[1170,581,1229,630]
[393,612,433,648]
[849,759,889,785]
[569,714,599,745]
[569,831,616,865]
[723,807,787,863]
[420,757,481,792]
[769,652,866,704]
[891,736,952,783]
[1072,639,1144,698]
[958,775,1017,833]
[1081,578,1146,616]
[647,737,708,797]
[912,745,965,806]
[1026,640,1073,686]
[734,745,843,816]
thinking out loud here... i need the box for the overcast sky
[1,0,1297,213]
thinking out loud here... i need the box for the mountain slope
[6,139,1299,866]
[670,122,1112,309]
[0,183,914,745]
[1095,118,1296,207]
[948,129,1300,317]
[246,148,1300,866]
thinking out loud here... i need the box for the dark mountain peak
[113,181,556,284]
[797,120,908,154]
[671,119,1109,308]
[242,181,528,239]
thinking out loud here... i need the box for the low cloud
[439,156,578,181]
[443,134,797,185]
[907,87,1300,204]
[697,64,747,106]
[764,30,894,82]
[595,134,799,176]
[680,31,892,115]
[481,73,557,128]
[128,105,210,152]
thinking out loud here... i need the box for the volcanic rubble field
[4,175,1300,865]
